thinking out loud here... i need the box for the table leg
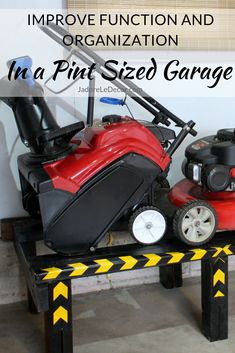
[44,279,73,353]
[27,286,39,314]
[159,263,183,289]
[201,256,228,341]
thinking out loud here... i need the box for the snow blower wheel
[173,200,217,246]
[129,206,166,245]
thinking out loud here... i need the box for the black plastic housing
[0,79,84,158]
[183,129,235,191]
[40,154,161,254]
[17,152,162,255]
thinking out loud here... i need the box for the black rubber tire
[173,200,218,246]
[129,205,166,245]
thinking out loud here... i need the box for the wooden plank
[1,217,30,241]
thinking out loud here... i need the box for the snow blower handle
[173,116,197,137]
[39,24,198,136]
[189,125,197,137]
[167,120,196,157]
[150,98,197,136]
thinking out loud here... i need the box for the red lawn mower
[170,129,235,246]
[0,24,197,255]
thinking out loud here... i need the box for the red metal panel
[43,117,170,193]
[230,168,235,178]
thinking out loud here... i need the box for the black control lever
[167,120,196,157]
[152,113,171,127]
[189,125,197,137]
[37,121,85,144]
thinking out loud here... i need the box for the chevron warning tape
[94,259,114,273]
[119,256,138,270]
[52,281,69,326]
[53,282,68,301]
[38,243,234,283]
[53,306,68,325]
[213,269,225,286]
[212,245,233,257]
[190,249,207,261]
[69,263,88,277]
[144,254,161,267]
[42,267,62,280]
[166,252,185,264]
[213,258,226,298]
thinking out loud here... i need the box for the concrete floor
[1,276,235,353]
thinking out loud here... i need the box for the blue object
[100,97,125,105]
[7,56,35,87]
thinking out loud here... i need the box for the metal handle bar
[40,23,197,136]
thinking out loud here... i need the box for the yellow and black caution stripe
[37,244,234,283]
[213,258,227,299]
[51,281,70,326]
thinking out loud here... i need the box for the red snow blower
[0,24,196,254]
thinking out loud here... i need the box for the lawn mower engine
[182,128,235,192]
[169,128,235,247]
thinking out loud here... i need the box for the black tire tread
[173,200,218,246]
